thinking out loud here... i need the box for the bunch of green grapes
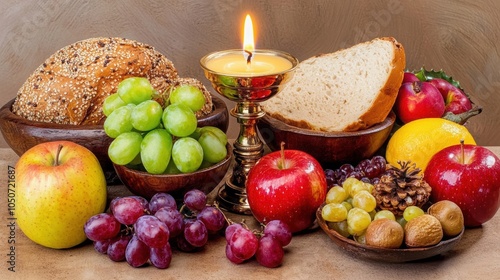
[321,177,426,244]
[103,77,228,175]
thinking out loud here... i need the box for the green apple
[15,141,107,249]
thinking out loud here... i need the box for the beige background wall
[1,0,499,148]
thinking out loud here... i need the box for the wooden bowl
[316,205,464,263]
[113,145,232,200]
[0,96,229,183]
[257,111,396,167]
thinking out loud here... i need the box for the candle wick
[245,50,253,64]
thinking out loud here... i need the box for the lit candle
[203,14,293,76]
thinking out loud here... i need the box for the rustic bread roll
[261,37,405,132]
[12,37,180,125]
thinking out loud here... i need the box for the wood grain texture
[1,0,499,148]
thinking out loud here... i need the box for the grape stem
[54,144,63,166]
[460,139,465,164]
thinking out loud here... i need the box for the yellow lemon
[386,118,476,172]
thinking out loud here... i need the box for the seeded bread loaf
[261,37,405,132]
[12,37,180,125]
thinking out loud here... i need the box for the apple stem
[54,144,63,166]
[278,141,286,170]
[460,139,465,164]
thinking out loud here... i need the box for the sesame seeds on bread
[261,37,405,132]
[12,37,180,125]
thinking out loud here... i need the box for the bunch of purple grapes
[83,189,226,269]
[324,155,388,188]
[225,219,292,268]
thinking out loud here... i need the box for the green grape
[341,177,359,195]
[373,210,396,221]
[102,93,126,116]
[397,216,407,228]
[198,126,228,146]
[352,190,377,213]
[140,129,173,174]
[162,104,197,137]
[354,232,366,244]
[349,182,370,198]
[325,186,348,204]
[364,182,374,193]
[163,158,181,174]
[403,205,425,222]
[198,131,227,163]
[347,207,372,233]
[172,137,203,173]
[327,220,350,238]
[117,77,155,105]
[131,100,163,131]
[169,85,205,112]
[321,203,348,223]
[199,160,215,170]
[129,153,142,166]
[188,127,202,140]
[108,131,142,165]
[104,104,135,138]
[341,201,353,212]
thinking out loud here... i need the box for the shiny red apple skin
[425,144,500,227]
[246,149,327,233]
[429,78,472,114]
[395,81,445,124]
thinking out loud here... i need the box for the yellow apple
[15,140,107,249]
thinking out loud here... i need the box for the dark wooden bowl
[113,145,232,200]
[316,205,464,263]
[0,96,229,183]
[257,111,396,167]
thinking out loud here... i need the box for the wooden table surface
[1,147,499,280]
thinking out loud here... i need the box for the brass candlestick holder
[200,49,298,214]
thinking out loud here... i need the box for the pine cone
[373,161,432,216]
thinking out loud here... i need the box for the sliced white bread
[261,37,405,132]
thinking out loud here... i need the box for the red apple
[424,143,500,227]
[403,72,420,83]
[246,144,327,233]
[15,141,108,248]
[429,78,472,114]
[395,81,445,124]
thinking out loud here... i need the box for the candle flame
[243,14,254,63]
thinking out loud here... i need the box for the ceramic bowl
[316,204,464,263]
[0,96,229,183]
[257,111,396,167]
[113,145,232,200]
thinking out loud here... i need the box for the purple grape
[197,206,226,233]
[363,164,380,178]
[184,219,208,247]
[125,235,150,268]
[134,215,170,248]
[339,164,354,175]
[324,169,336,186]
[263,220,292,247]
[371,155,387,172]
[360,177,371,183]
[154,207,184,238]
[130,195,150,212]
[107,234,132,262]
[225,223,243,242]
[111,197,146,225]
[93,239,111,254]
[356,159,371,172]
[149,193,177,214]
[184,189,207,212]
[256,235,284,268]
[225,244,244,264]
[228,227,258,261]
[174,234,198,252]
[150,242,172,269]
[84,213,121,241]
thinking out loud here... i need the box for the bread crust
[12,37,179,125]
[264,37,405,132]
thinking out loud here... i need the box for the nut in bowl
[113,144,232,200]
[0,96,229,183]
[316,204,464,263]
[257,111,396,167]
